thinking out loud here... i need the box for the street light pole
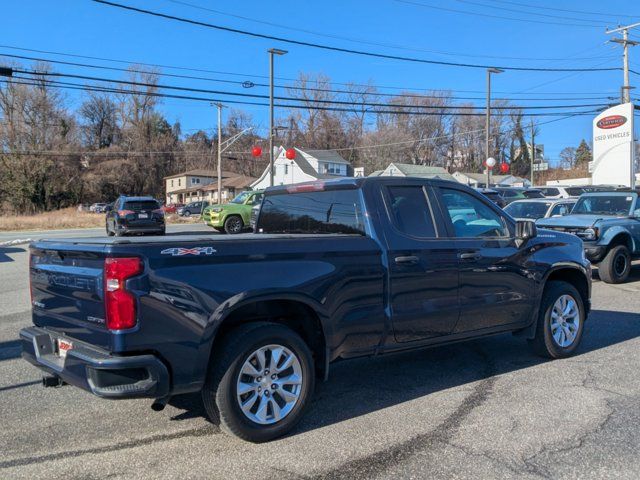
[268,48,287,187]
[485,68,503,187]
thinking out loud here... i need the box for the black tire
[201,322,315,443]
[529,281,585,359]
[598,245,631,284]
[183,210,191,217]
[224,215,244,234]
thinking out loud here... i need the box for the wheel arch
[202,293,330,382]
[600,228,634,252]
[518,265,591,340]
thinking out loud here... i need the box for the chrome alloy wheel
[550,294,580,348]
[236,344,303,425]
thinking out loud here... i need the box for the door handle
[458,251,482,261]
[395,255,420,265]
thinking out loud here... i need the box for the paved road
[1,242,639,479]
[0,222,212,244]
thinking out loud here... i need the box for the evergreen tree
[575,139,592,167]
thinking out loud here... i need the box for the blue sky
[3,0,639,164]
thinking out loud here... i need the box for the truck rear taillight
[104,257,143,331]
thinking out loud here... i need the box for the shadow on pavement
[0,339,21,361]
[0,246,26,263]
[168,309,640,436]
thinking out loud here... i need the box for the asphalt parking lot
[1,233,639,479]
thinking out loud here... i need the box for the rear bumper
[117,224,165,234]
[20,326,170,399]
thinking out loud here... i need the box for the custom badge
[160,247,217,256]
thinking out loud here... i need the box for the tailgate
[30,243,112,350]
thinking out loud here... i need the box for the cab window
[386,185,437,238]
[440,188,508,238]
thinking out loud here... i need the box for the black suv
[106,196,165,236]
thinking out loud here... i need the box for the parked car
[475,188,507,208]
[202,190,264,234]
[22,177,591,442]
[504,198,577,221]
[178,201,209,217]
[162,203,182,214]
[90,202,108,213]
[105,195,165,236]
[536,185,616,199]
[538,191,640,284]
[492,187,545,204]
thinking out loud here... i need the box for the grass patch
[0,208,198,231]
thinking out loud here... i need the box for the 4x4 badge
[161,247,217,256]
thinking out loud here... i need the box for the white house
[251,146,351,190]
[377,163,456,181]
[452,171,531,188]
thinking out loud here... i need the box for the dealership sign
[592,103,635,187]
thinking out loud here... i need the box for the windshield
[566,187,586,196]
[504,201,551,219]
[231,191,252,204]
[523,190,544,199]
[123,200,159,211]
[572,195,634,215]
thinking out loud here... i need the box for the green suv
[203,190,264,234]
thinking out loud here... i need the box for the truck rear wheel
[202,322,315,442]
[598,245,631,284]
[528,281,585,359]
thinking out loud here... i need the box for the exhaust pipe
[42,375,65,388]
[151,396,170,412]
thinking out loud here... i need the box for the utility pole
[485,68,503,187]
[268,48,287,187]
[215,103,223,204]
[607,23,640,103]
[530,118,535,187]
[211,102,253,205]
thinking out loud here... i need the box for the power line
[12,68,612,111]
[166,0,615,61]
[0,51,622,102]
[395,0,606,27]
[90,0,621,72]
[453,0,610,25]
[0,110,587,157]
[478,0,640,20]
[0,44,621,96]
[1,78,604,118]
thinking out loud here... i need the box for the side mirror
[515,219,537,246]
[633,208,640,218]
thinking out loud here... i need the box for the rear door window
[258,189,365,235]
[385,186,437,238]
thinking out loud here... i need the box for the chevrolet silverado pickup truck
[21,177,591,442]
[538,190,640,284]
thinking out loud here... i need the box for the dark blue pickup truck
[21,177,591,442]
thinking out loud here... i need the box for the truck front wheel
[528,281,585,359]
[598,245,631,284]
[224,215,244,234]
[202,322,315,442]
